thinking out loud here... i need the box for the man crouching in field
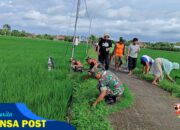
[90,68,124,107]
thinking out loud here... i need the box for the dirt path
[109,70,180,130]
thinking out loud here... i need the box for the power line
[64,0,76,57]
[85,18,93,56]
[71,0,81,58]
[83,0,93,57]
[83,0,90,21]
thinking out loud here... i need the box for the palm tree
[2,24,11,35]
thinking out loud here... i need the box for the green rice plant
[71,77,134,130]
[0,35,86,121]
[135,48,180,97]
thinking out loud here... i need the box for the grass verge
[70,70,134,130]
[135,68,180,97]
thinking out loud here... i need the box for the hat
[104,33,110,38]
[173,62,180,69]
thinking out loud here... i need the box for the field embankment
[136,48,180,97]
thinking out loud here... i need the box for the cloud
[0,0,180,41]
[23,10,47,21]
[107,6,133,19]
[0,0,13,8]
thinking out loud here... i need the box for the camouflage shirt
[98,71,124,96]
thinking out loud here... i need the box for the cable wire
[71,0,81,58]
[64,0,76,57]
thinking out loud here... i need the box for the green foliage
[176,42,180,46]
[89,35,98,44]
[11,30,20,36]
[0,36,134,130]
[64,36,73,42]
[135,48,180,97]
[71,77,134,130]
[0,36,86,121]
[2,24,11,36]
[0,29,5,35]
[145,42,180,52]
[3,24,11,31]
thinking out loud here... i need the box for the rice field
[0,36,134,129]
[136,48,180,97]
[0,36,86,120]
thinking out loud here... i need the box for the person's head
[95,72,101,79]
[104,33,110,40]
[72,60,76,64]
[90,67,103,79]
[119,37,124,43]
[86,57,91,64]
[71,58,78,64]
[132,38,138,45]
[173,62,180,70]
[140,61,147,66]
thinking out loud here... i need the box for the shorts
[115,56,123,65]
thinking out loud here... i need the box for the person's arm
[123,45,126,56]
[145,63,150,74]
[135,46,140,53]
[98,40,102,55]
[127,46,130,60]
[92,90,107,107]
[138,46,141,52]
[166,74,176,83]
[113,44,117,55]
[143,66,146,74]
[106,40,112,52]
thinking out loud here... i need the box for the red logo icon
[174,104,180,118]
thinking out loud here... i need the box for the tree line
[0,24,180,52]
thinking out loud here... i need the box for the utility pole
[71,0,80,58]
[86,17,93,56]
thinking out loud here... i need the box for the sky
[1,0,180,42]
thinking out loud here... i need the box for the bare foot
[152,82,159,86]
[128,72,132,76]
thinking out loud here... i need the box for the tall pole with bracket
[71,0,80,59]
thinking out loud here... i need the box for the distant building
[56,35,65,41]
[175,46,180,49]
[139,42,146,48]
[27,33,36,38]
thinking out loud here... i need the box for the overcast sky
[1,0,180,42]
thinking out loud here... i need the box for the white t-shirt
[128,44,140,58]
[142,55,154,64]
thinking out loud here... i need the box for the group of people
[97,33,180,86]
[97,33,140,76]
[141,56,179,85]
[71,33,180,107]
[86,57,124,107]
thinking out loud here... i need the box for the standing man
[127,38,140,76]
[114,37,125,71]
[98,34,112,70]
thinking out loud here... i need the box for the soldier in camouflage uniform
[92,69,124,107]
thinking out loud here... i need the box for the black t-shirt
[98,39,112,54]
